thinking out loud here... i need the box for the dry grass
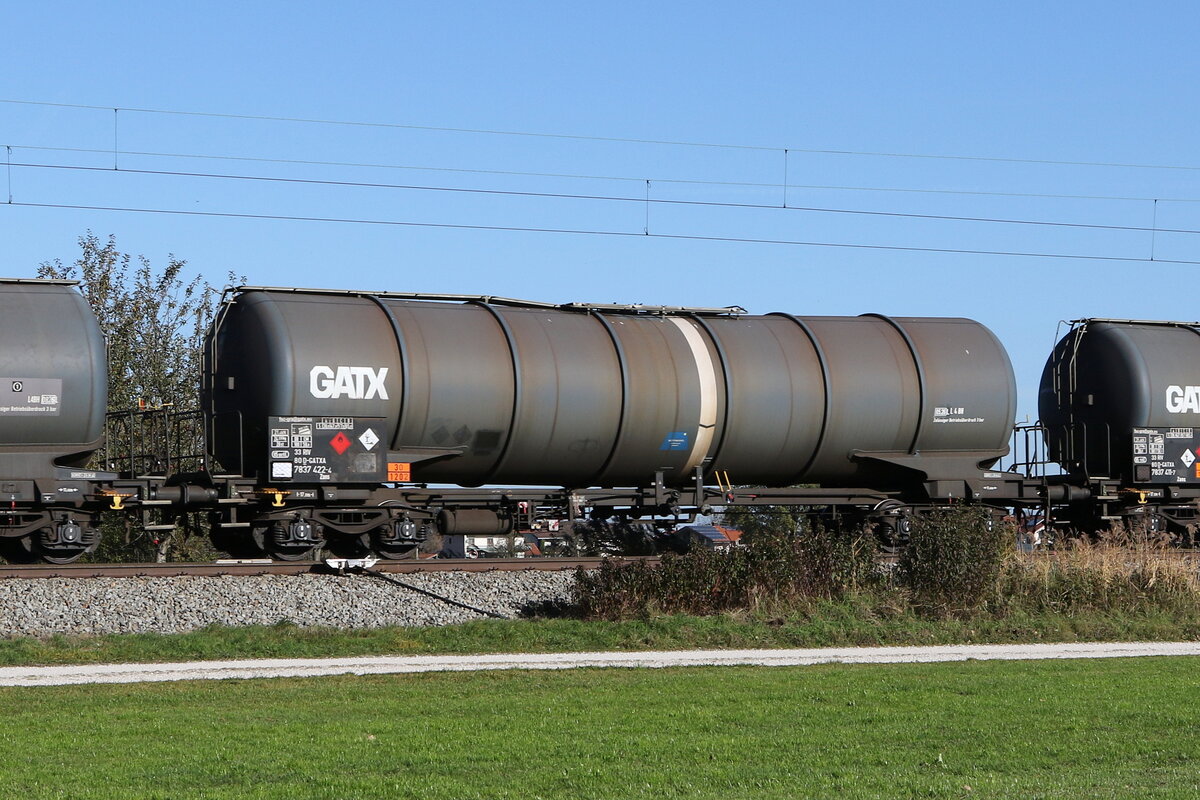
[1001,530,1200,615]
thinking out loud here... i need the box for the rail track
[0,556,661,580]
[2,549,1195,580]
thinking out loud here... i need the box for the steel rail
[0,556,660,580]
[2,550,1190,580]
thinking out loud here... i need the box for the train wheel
[871,500,911,554]
[33,525,93,565]
[373,541,419,560]
[254,520,323,562]
[370,521,422,559]
[36,545,89,565]
[262,538,319,561]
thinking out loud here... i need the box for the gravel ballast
[0,571,577,636]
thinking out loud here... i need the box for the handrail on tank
[206,410,243,476]
[228,286,746,316]
[0,278,79,285]
[1010,421,1113,482]
[1003,422,1055,477]
[102,407,210,478]
[1069,317,1200,327]
[558,301,747,316]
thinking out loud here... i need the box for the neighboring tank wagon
[1039,318,1200,534]
[202,287,1017,491]
[1040,319,1200,483]
[0,279,108,561]
[0,279,107,463]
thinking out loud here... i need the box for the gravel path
[3,642,1199,687]
[0,571,576,635]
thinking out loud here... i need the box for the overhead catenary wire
[7,160,1198,237]
[7,97,1200,172]
[9,200,1200,265]
[8,143,1200,204]
[4,100,1196,264]
[0,98,774,152]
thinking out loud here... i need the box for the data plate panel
[267,416,387,483]
[1132,427,1200,484]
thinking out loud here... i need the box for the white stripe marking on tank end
[669,317,719,473]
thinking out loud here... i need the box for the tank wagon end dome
[0,278,107,468]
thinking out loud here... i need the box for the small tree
[36,232,237,561]
[37,231,223,412]
[718,504,802,544]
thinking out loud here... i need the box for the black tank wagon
[188,287,1027,558]
[205,287,1017,489]
[1039,318,1200,536]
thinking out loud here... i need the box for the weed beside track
[576,508,1200,624]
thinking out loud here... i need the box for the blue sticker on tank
[660,431,689,451]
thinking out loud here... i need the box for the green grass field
[3,605,1199,667]
[0,657,1197,799]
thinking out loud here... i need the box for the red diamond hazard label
[329,431,352,455]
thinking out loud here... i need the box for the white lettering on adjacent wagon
[1165,385,1200,414]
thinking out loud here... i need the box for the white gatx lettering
[309,366,335,397]
[1166,385,1200,414]
[309,366,390,400]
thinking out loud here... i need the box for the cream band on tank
[668,317,719,474]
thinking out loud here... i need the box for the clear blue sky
[2,1,1198,425]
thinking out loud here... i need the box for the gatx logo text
[1165,385,1200,414]
[309,366,389,400]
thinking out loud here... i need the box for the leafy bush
[899,506,1012,616]
[82,513,221,564]
[574,522,880,620]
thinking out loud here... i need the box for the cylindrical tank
[0,279,107,471]
[1040,319,1200,479]
[206,288,1015,487]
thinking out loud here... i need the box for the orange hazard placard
[388,462,412,482]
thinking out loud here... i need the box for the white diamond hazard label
[1182,448,1196,469]
[359,428,380,451]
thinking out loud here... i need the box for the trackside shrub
[572,507,1200,626]
[899,506,1011,616]
[574,522,879,620]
